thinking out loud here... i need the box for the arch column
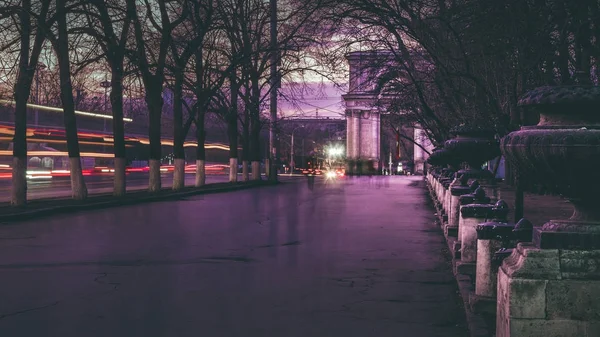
[346,111,355,159]
[414,125,433,174]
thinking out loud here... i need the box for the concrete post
[469,201,512,313]
[446,175,471,237]
[454,187,491,275]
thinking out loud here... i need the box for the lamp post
[100,78,111,133]
[290,124,304,173]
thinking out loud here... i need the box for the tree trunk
[195,160,205,187]
[173,158,185,190]
[229,158,238,182]
[251,161,261,180]
[195,106,206,187]
[250,91,261,181]
[242,160,249,181]
[11,0,32,206]
[146,82,163,192]
[242,109,250,182]
[11,157,27,206]
[57,0,87,200]
[110,68,127,196]
[228,78,239,183]
[172,73,185,190]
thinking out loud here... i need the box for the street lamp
[290,124,304,173]
[100,78,111,133]
[326,145,344,169]
[327,146,344,157]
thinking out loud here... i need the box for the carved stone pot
[496,85,600,337]
[502,85,600,235]
[445,125,500,181]
[426,147,462,170]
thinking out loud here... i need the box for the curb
[424,180,494,337]
[0,180,279,223]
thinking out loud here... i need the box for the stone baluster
[441,174,453,215]
[431,168,440,198]
[444,175,456,218]
[439,169,455,222]
[456,191,497,276]
[454,183,489,250]
[446,175,471,237]
[434,169,448,220]
[436,169,447,204]
[469,202,513,313]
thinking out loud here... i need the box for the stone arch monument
[343,51,433,175]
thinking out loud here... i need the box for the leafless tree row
[1,0,324,206]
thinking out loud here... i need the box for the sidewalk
[0,176,469,337]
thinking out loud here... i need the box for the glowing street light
[327,146,344,157]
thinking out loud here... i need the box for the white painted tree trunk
[148,159,161,192]
[10,157,27,206]
[195,159,206,187]
[251,161,261,180]
[69,157,88,200]
[242,160,249,181]
[173,158,185,190]
[113,157,126,197]
[229,158,238,183]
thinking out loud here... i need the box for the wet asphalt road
[0,176,468,337]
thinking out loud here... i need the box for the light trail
[0,136,134,147]
[0,100,134,122]
[0,150,114,158]
[0,163,230,179]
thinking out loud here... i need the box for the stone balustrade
[456,196,500,275]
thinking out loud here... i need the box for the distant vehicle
[301,168,323,176]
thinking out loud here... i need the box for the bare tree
[168,0,216,190]
[219,0,326,180]
[125,0,186,192]
[48,0,88,199]
[188,31,232,186]
[76,0,131,196]
[9,1,50,205]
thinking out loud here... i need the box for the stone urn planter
[502,85,600,233]
[426,147,462,170]
[496,85,600,337]
[445,125,500,180]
